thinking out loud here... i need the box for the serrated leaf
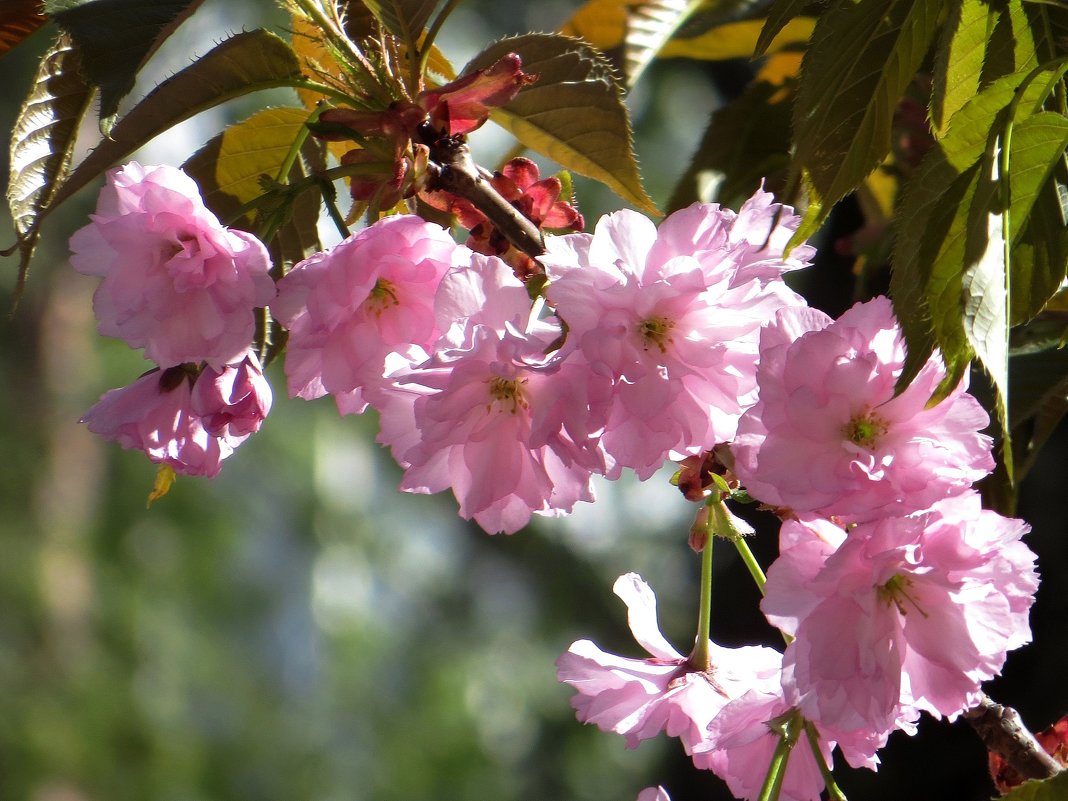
[465,33,658,215]
[998,770,1068,801]
[982,0,1040,84]
[4,34,93,304]
[0,0,48,58]
[667,77,793,211]
[563,0,699,87]
[360,0,438,43]
[182,106,323,269]
[930,0,995,137]
[1012,176,1068,323]
[890,66,1057,384]
[45,30,304,215]
[961,165,1009,450]
[659,17,814,60]
[793,0,941,237]
[45,0,206,134]
[755,0,817,56]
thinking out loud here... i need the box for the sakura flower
[556,573,782,756]
[190,353,272,443]
[729,296,994,521]
[636,788,671,801]
[385,324,598,534]
[541,190,809,479]
[693,688,831,801]
[69,162,275,368]
[761,494,1038,738]
[82,366,230,477]
[273,215,463,415]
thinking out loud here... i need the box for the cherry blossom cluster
[72,162,274,476]
[556,297,1037,800]
[69,163,1039,801]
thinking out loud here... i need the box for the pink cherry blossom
[69,162,275,368]
[729,296,994,521]
[190,354,272,443]
[761,494,1037,738]
[82,366,229,477]
[541,189,809,479]
[694,687,831,801]
[385,324,599,534]
[556,573,782,756]
[636,788,671,801]
[273,215,463,415]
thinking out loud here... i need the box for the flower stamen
[486,375,529,414]
[637,316,675,353]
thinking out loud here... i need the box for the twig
[420,128,546,259]
[964,693,1063,784]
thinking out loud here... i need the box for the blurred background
[2,2,1067,801]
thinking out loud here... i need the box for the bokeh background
[2,3,1067,801]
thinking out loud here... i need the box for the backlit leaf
[360,0,438,43]
[3,34,93,303]
[930,0,994,137]
[755,0,816,56]
[182,106,324,269]
[659,17,814,60]
[46,30,304,215]
[791,0,941,244]
[0,0,48,58]
[998,770,1068,801]
[45,0,206,134]
[561,0,695,86]
[891,68,1038,387]
[1011,176,1068,324]
[465,33,658,215]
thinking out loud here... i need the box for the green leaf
[45,0,206,135]
[1011,175,1068,324]
[998,769,1068,801]
[890,66,1057,384]
[982,0,1040,84]
[45,30,304,216]
[0,0,48,58]
[465,33,658,215]
[182,106,323,270]
[930,0,995,137]
[792,0,942,240]
[3,34,94,306]
[563,0,699,87]
[755,0,817,56]
[359,0,438,43]
[660,17,815,61]
[667,77,793,211]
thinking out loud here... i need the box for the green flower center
[877,574,928,618]
[365,278,399,316]
[843,410,888,449]
[637,316,675,353]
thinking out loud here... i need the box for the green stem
[757,733,793,801]
[732,536,767,595]
[292,0,378,95]
[290,79,365,107]
[690,528,714,670]
[418,0,461,78]
[804,721,847,801]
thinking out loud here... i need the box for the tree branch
[965,693,1063,784]
[421,130,546,260]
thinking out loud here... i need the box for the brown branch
[421,130,546,260]
[965,693,1063,785]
